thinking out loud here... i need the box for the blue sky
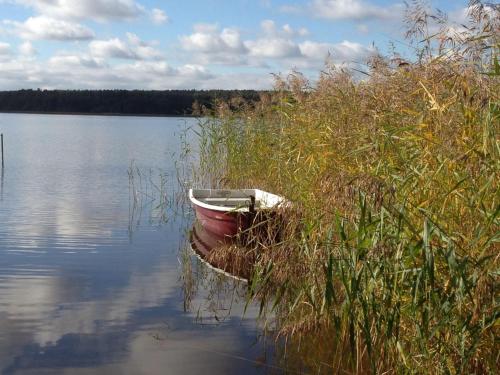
[0,0,471,89]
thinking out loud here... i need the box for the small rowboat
[188,189,285,237]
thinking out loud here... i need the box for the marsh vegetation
[194,1,499,373]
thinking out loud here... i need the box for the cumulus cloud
[179,24,251,65]
[49,54,105,69]
[201,72,274,90]
[151,8,169,25]
[0,58,45,87]
[245,38,301,58]
[0,41,12,62]
[12,0,145,22]
[282,0,403,21]
[447,4,498,30]
[6,16,95,40]
[299,40,374,62]
[89,38,138,59]
[0,51,274,90]
[0,5,379,90]
[260,19,309,37]
[180,21,315,65]
[242,20,308,59]
[177,64,213,79]
[287,24,309,37]
[312,0,399,20]
[19,41,37,55]
[181,24,246,53]
[411,4,498,42]
[89,33,162,60]
[0,41,11,55]
[126,61,174,75]
[102,61,213,87]
[180,20,373,68]
[260,19,277,34]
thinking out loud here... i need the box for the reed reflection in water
[0,113,283,375]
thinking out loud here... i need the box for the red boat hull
[193,205,252,237]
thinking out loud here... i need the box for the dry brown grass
[195,1,499,373]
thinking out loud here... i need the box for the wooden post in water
[1,133,3,169]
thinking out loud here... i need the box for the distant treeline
[0,89,262,116]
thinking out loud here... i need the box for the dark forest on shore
[0,89,262,116]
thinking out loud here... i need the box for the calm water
[0,114,279,374]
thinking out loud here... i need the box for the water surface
[0,114,278,374]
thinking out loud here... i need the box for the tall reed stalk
[196,1,499,373]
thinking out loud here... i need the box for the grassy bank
[196,2,499,373]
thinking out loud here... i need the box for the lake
[0,114,281,374]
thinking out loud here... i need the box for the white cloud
[247,21,308,59]
[19,41,37,55]
[125,32,163,59]
[447,4,498,32]
[283,0,403,21]
[261,19,276,34]
[282,24,294,34]
[180,24,246,54]
[6,16,95,40]
[312,0,394,20]
[90,38,135,59]
[299,40,374,62]
[49,54,105,68]
[89,33,163,60]
[0,58,45,86]
[220,28,244,50]
[108,61,213,86]
[114,60,175,77]
[0,8,379,90]
[0,52,274,90]
[0,44,216,89]
[151,8,169,25]
[180,21,316,65]
[413,4,499,42]
[259,19,309,37]
[0,41,11,55]
[179,24,252,65]
[179,24,247,65]
[177,64,212,79]
[200,72,273,90]
[12,0,145,22]
[245,38,301,58]
[449,7,470,25]
[180,20,372,67]
[283,23,309,36]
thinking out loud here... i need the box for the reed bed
[195,2,499,373]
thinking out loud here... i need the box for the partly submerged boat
[188,188,285,237]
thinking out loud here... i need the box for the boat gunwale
[188,188,284,213]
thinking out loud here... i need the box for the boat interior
[190,189,283,209]
[199,197,261,208]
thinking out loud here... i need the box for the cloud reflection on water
[0,114,273,374]
[0,254,269,374]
